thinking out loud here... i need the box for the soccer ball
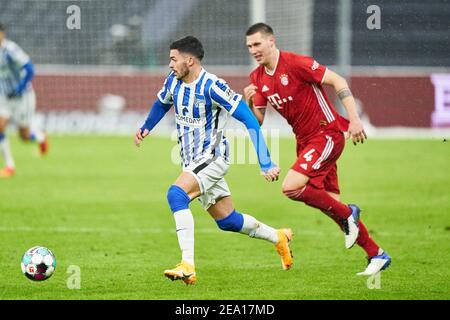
[21,246,56,281]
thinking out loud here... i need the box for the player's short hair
[0,23,5,32]
[170,36,204,61]
[246,23,274,36]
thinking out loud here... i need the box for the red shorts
[292,131,345,194]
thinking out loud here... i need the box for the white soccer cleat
[357,249,392,276]
[343,204,360,249]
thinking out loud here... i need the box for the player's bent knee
[282,187,307,201]
[281,180,308,193]
[281,182,306,195]
[281,183,291,194]
[282,170,309,192]
[166,185,191,213]
[282,177,307,197]
[215,210,244,232]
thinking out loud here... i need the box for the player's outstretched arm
[322,69,367,145]
[135,99,172,147]
[231,99,280,182]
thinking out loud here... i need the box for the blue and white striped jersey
[158,69,242,167]
[0,39,32,96]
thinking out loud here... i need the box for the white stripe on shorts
[312,135,334,170]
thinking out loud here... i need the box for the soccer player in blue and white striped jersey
[135,36,293,284]
[0,23,48,178]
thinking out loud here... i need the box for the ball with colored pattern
[21,246,56,281]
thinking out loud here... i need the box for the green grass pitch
[0,135,449,299]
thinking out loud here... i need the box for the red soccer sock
[356,221,380,257]
[323,210,380,258]
[284,185,351,220]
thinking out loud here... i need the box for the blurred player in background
[135,36,293,285]
[243,23,390,276]
[0,23,48,178]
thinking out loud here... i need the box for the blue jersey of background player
[0,23,48,178]
[135,36,293,285]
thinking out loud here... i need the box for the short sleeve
[294,55,327,84]
[157,71,175,105]
[250,72,268,109]
[209,78,242,115]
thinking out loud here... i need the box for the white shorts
[0,90,36,127]
[184,156,231,210]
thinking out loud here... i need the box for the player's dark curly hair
[170,36,204,61]
[246,23,274,36]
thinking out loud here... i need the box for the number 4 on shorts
[303,149,315,162]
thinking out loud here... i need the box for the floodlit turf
[0,135,449,300]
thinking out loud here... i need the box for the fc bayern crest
[280,74,289,86]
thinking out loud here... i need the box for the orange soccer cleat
[0,167,15,178]
[164,261,197,285]
[275,228,293,270]
[39,134,49,156]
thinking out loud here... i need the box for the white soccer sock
[173,209,195,265]
[239,213,279,244]
[0,135,15,168]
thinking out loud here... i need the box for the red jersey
[250,51,349,143]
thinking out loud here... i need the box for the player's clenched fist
[243,84,258,106]
[134,128,149,147]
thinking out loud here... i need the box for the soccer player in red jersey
[243,23,390,276]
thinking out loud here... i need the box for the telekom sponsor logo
[267,93,293,109]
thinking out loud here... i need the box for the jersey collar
[264,49,280,76]
[183,68,206,87]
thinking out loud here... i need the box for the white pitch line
[0,226,447,238]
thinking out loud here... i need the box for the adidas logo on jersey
[262,85,270,92]
[311,60,319,70]
[300,163,308,170]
